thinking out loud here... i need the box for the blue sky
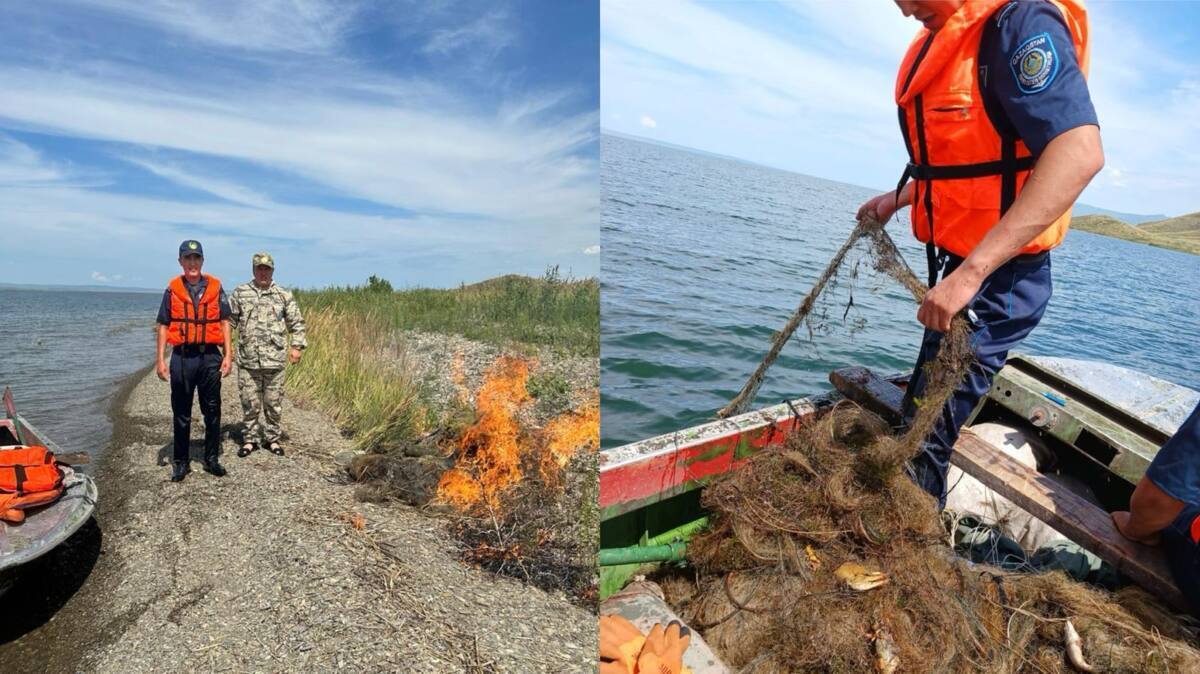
[602,0,1200,218]
[0,0,599,289]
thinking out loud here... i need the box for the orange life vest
[166,274,225,346]
[0,445,64,524]
[894,0,1090,262]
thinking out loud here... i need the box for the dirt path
[0,361,595,673]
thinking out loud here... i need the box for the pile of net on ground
[669,220,1200,672]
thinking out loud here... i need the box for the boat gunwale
[599,394,834,519]
[601,395,828,471]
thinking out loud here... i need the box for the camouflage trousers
[237,366,286,445]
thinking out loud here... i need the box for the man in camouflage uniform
[229,252,307,457]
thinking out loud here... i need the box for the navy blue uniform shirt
[979,0,1099,156]
[1146,404,1200,506]
[156,277,231,326]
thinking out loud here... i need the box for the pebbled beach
[0,355,595,673]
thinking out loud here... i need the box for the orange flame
[436,356,531,511]
[539,399,600,483]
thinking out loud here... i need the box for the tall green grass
[296,267,599,356]
[285,306,427,450]
[286,269,598,450]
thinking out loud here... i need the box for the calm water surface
[0,288,160,464]
[601,134,1200,449]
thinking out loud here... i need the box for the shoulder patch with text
[1010,32,1059,94]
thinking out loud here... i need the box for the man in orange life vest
[155,240,233,482]
[856,0,1104,508]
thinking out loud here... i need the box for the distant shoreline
[1072,213,1200,257]
[0,283,160,294]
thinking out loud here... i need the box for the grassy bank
[1073,214,1200,256]
[296,268,599,357]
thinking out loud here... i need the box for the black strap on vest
[896,34,942,288]
[906,156,1036,181]
[12,464,26,493]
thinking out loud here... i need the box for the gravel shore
[0,356,596,672]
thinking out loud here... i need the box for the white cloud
[776,1,915,61]
[0,64,597,229]
[422,10,515,58]
[602,0,890,116]
[0,133,69,185]
[583,244,600,255]
[602,0,1200,216]
[1101,166,1126,189]
[602,0,905,191]
[640,114,657,129]
[63,0,358,54]
[1071,3,1200,213]
[0,0,600,287]
[90,271,123,283]
[121,156,275,208]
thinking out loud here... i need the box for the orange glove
[637,621,691,674]
[600,614,646,674]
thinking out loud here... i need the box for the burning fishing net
[675,220,1200,672]
[437,355,601,602]
[347,353,600,601]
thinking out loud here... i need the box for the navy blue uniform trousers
[1161,502,1200,617]
[170,345,223,464]
[900,250,1053,509]
[1146,403,1200,616]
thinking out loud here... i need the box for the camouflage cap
[252,252,275,269]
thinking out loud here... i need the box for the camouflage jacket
[229,282,307,370]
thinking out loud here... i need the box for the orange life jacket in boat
[166,275,225,346]
[894,0,1090,261]
[0,445,64,524]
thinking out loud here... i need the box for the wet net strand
[717,216,932,419]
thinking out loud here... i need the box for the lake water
[0,288,160,464]
[601,134,1200,449]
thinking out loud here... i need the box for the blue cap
[179,240,204,257]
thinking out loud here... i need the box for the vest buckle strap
[906,156,1036,181]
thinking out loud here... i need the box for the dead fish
[1064,619,1095,672]
[835,561,888,592]
[873,622,901,674]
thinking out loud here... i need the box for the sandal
[237,443,255,458]
[267,442,284,456]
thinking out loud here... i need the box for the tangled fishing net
[676,219,1200,672]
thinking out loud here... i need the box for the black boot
[203,456,227,477]
[171,461,190,482]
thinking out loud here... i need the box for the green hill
[1139,212,1200,238]
[1071,213,1200,256]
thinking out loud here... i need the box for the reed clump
[286,306,427,451]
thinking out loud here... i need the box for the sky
[0,0,599,289]
[602,0,1200,218]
